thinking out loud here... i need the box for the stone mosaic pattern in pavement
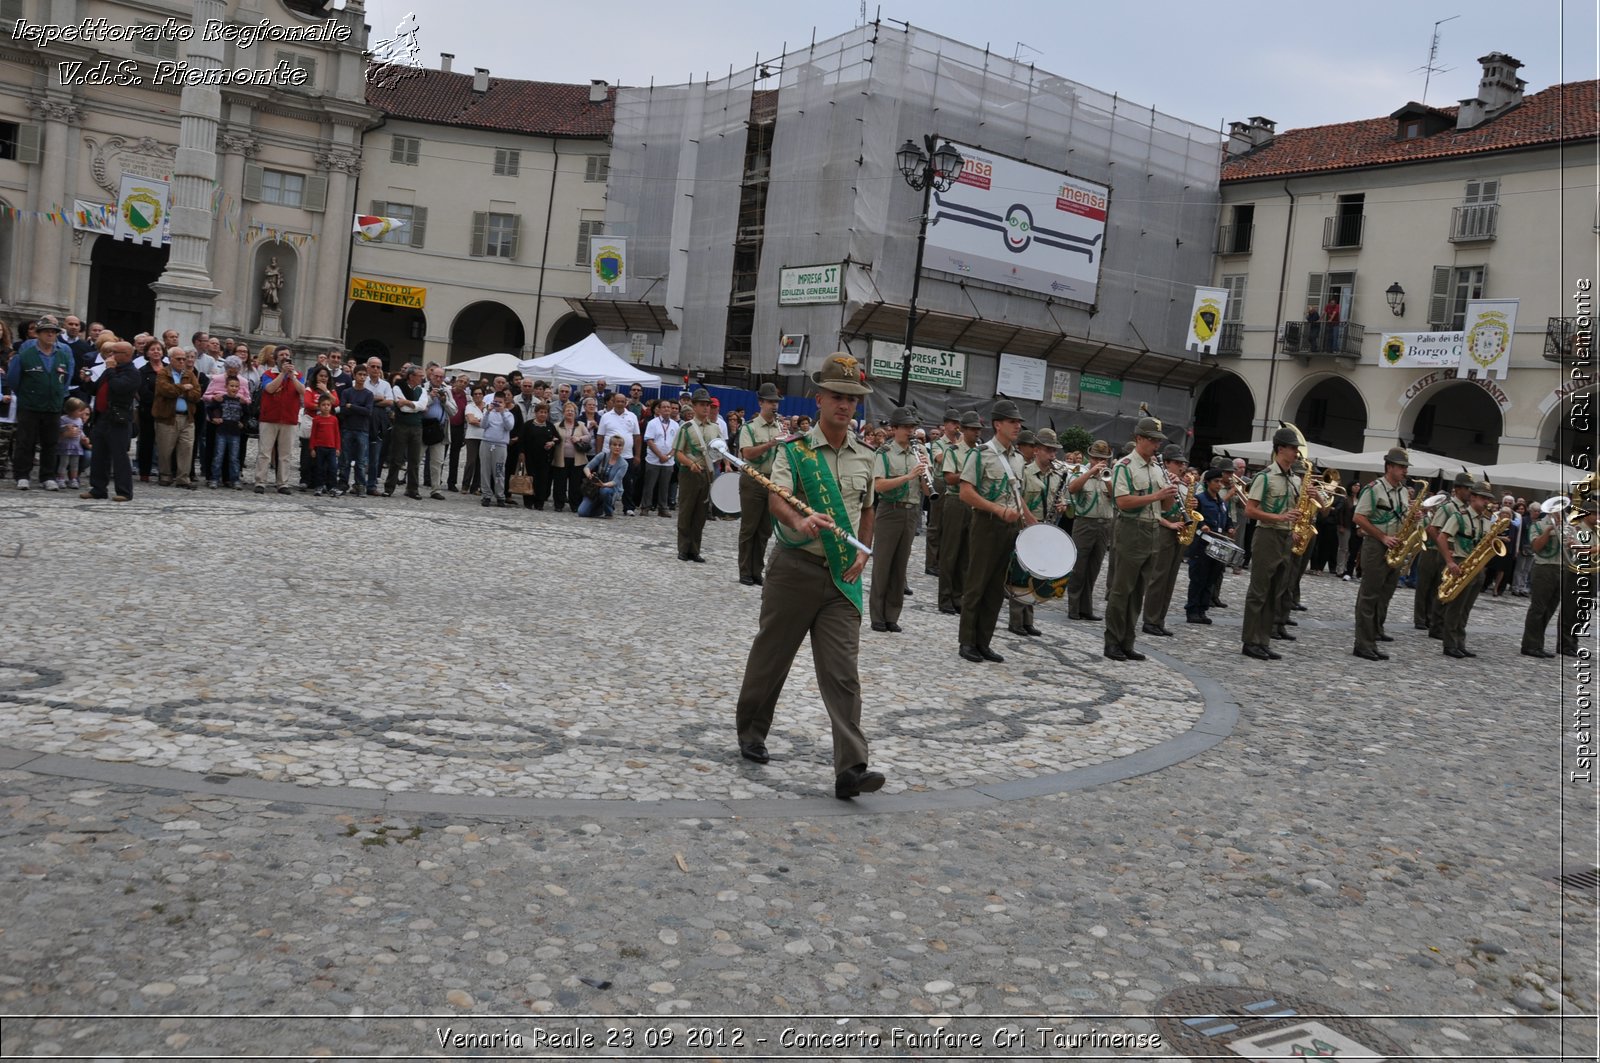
[0,492,1205,804]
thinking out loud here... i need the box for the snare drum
[1200,529,1246,568]
[1005,523,1078,605]
[709,471,743,515]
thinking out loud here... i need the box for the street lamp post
[894,135,965,408]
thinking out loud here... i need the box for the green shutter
[302,174,326,213]
[409,205,427,248]
[242,162,263,202]
[470,211,487,256]
[1427,266,1451,329]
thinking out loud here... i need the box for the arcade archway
[346,301,425,370]
[87,235,168,340]
[1537,385,1597,467]
[1290,376,1366,452]
[1189,372,1255,467]
[545,311,593,353]
[450,301,524,363]
[1406,381,1504,468]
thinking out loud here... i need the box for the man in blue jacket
[1184,468,1233,625]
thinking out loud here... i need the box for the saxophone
[1437,509,1511,603]
[1384,480,1432,570]
[1289,468,1339,557]
[1176,473,1204,547]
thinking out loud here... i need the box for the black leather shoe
[739,742,769,764]
[1103,646,1128,661]
[978,646,1004,663]
[871,621,890,632]
[835,765,886,799]
[1242,644,1275,661]
[1143,624,1173,637]
[1123,648,1147,661]
[1211,599,1228,609]
[752,576,763,586]
[679,553,691,561]
[406,492,422,500]
[1521,649,1555,659]
[740,576,756,586]
[1459,649,1477,658]
[1271,628,1297,641]
[1428,630,1443,640]
[903,588,913,596]
[1376,634,1395,643]
[886,622,903,633]
[1414,622,1428,630]
[1283,617,1298,626]
[1024,626,1043,637]
[1186,614,1213,624]
[1083,613,1103,622]
[959,645,984,663]
[1353,648,1388,661]
[1291,604,1308,611]
[939,606,959,615]
[924,568,939,577]
[690,555,706,563]
[1444,647,1468,658]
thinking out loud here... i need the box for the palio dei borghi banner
[923,143,1110,305]
[348,277,426,309]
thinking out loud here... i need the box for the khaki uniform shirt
[1530,517,1564,566]
[1355,478,1409,532]
[771,425,877,560]
[877,441,922,505]
[1424,495,1466,552]
[738,414,783,475]
[1441,505,1488,559]
[1072,467,1114,519]
[1113,451,1165,523]
[1023,463,1058,521]
[941,439,976,488]
[675,417,720,468]
[1248,461,1301,533]
[960,439,1024,505]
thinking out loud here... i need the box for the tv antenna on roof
[1414,14,1460,103]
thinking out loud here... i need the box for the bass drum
[1005,523,1078,605]
[709,471,744,515]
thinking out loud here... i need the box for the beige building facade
[0,0,377,349]
[354,65,612,370]
[1195,54,1596,470]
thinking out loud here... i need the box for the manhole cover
[1155,986,1406,1061]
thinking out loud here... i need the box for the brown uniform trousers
[960,510,1018,649]
[1242,527,1293,647]
[938,491,971,610]
[1353,537,1399,653]
[1141,526,1184,629]
[737,476,774,581]
[1414,549,1445,634]
[923,488,942,574]
[734,548,870,774]
[1441,568,1485,653]
[1521,564,1562,654]
[1104,518,1157,652]
[869,504,918,626]
[1068,516,1112,619]
[677,467,712,557]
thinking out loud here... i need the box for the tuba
[1438,508,1512,603]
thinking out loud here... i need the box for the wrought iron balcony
[1215,224,1254,255]
[1450,203,1499,242]
[1321,214,1364,250]
[1545,317,1590,363]
[1281,319,1363,358]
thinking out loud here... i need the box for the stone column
[150,0,225,337]
[210,131,258,334]
[23,96,82,313]
[303,147,360,349]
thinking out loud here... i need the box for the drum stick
[710,440,872,556]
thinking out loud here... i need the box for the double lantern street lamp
[893,136,965,407]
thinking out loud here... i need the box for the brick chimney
[440,53,453,74]
[1457,52,1525,130]
[1225,116,1276,157]
[472,67,489,94]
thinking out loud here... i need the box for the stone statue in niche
[261,257,284,310]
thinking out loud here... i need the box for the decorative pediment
[83,134,178,197]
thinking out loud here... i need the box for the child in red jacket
[309,393,342,497]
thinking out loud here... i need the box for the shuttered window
[391,136,420,165]
[471,211,520,258]
[372,201,426,247]
[494,148,520,176]
[584,155,609,182]
[576,218,603,265]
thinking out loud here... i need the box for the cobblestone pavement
[1,487,1595,1060]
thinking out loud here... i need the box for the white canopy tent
[1319,448,1461,479]
[517,335,661,388]
[1213,439,1356,467]
[444,352,523,377]
[1479,460,1593,496]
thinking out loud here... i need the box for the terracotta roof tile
[1222,79,1598,182]
[367,69,613,139]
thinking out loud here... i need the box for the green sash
[784,439,864,613]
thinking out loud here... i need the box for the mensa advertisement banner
[923,142,1109,305]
